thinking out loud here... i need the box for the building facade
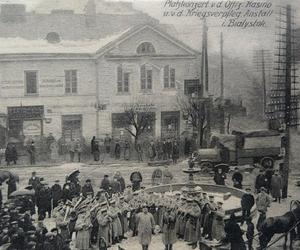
[0,24,202,144]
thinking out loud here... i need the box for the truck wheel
[200,161,213,173]
[261,157,274,169]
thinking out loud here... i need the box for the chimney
[85,0,96,27]
[1,4,26,23]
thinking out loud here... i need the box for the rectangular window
[117,66,130,93]
[25,71,38,95]
[65,70,77,94]
[164,65,176,88]
[141,65,152,90]
[184,79,202,97]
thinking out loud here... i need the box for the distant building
[0,24,201,143]
[0,1,160,40]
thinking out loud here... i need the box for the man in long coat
[211,201,225,241]
[184,199,201,248]
[175,197,187,239]
[137,205,155,250]
[162,206,177,250]
[97,208,112,248]
[240,187,255,225]
[51,180,62,208]
[118,197,130,238]
[256,187,271,231]
[202,195,217,240]
[224,213,246,250]
[75,212,92,250]
[37,183,52,220]
[107,199,122,243]
[271,170,282,203]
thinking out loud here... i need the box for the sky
[0,0,299,62]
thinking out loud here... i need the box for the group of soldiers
[0,195,72,250]
[48,181,229,250]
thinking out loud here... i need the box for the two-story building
[0,24,202,143]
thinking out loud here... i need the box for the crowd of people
[0,134,196,166]
[0,170,238,250]
[0,152,287,250]
[0,163,273,250]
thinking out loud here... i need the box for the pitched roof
[0,23,199,57]
[95,23,200,57]
[0,29,130,55]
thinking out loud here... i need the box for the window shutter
[170,68,175,88]
[71,70,77,93]
[164,65,169,88]
[117,66,123,92]
[124,72,129,92]
[141,65,146,89]
[147,70,152,89]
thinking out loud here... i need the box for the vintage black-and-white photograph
[0,0,299,249]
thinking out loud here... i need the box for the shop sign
[23,120,42,136]
[8,106,44,119]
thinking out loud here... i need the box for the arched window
[137,42,156,54]
[45,32,61,43]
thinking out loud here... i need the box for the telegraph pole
[261,49,266,113]
[283,5,292,199]
[267,5,298,198]
[201,18,209,93]
[220,32,224,99]
[252,49,272,115]
[220,32,225,133]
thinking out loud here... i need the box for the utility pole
[253,49,272,115]
[220,32,224,99]
[219,32,225,134]
[283,5,292,199]
[199,18,211,147]
[201,18,209,94]
[261,49,266,113]
[267,5,298,198]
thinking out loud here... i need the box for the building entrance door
[161,111,180,139]
[62,115,82,141]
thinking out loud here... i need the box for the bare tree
[177,95,209,148]
[122,102,156,152]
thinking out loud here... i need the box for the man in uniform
[211,201,225,241]
[118,196,129,239]
[202,195,217,240]
[137,204,155,250]
[51,180,62,209]
[97,208,112,248]
[107,199,122,244]
[81,179,94,198]
[184,199,201,248]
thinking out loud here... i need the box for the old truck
[193,130,283,170]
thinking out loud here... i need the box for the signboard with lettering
[23,120,42,137]
[8,106,44,119]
